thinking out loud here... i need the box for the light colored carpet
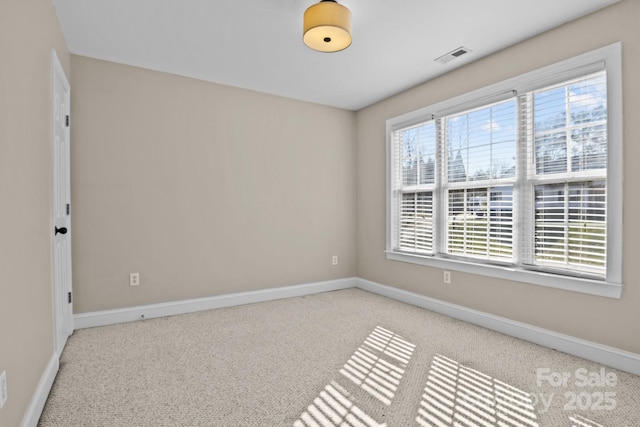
[38,288,640,426]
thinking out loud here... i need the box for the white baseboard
[74,277,357,330]
[21,352,59,427]
[72,275,640,376]
[355,277,640,376]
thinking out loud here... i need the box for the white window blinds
[444,100,517,262]
[523,72,608,277]
[386,43,621,297]
[393,122,436,254]
[389,68,613,280]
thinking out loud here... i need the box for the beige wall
[70,56,357,313]
[0,1,70,425]
[2,1,638,424]
[356,0,640,354]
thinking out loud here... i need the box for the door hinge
[66,115,70,127]
[68,292,72,304]
[66,203,70,215]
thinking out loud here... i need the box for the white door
[51,49,73,357]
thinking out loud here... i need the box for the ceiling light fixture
[303,0,352,53]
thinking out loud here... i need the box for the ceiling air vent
[435,46,472,64]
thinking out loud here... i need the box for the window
[445,99,516,262]
[386,44,622,298]
[527,73,608,277]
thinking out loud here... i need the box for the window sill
[385,250,623,299]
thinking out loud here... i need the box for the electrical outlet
[0,370,7,409]
[332,255,338,265]
[443,270,451,284]
[129,272,140,286]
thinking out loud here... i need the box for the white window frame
[385,43,623,298]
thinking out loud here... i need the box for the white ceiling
[52,0,619,111]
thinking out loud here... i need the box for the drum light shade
[303,0,352,52]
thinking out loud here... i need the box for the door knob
[55,226,68,235]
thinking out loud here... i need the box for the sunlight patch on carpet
[340,326,415,405]
[294,381,387,427]
[569,414,603,427]
[294,325,415,427]
[416,354,539,427]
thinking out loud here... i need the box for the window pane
[400,192,433,254]
[534,181,606,275]
[569,73,607,126]
[492,142,517,179]
[534,87,566,133]
[535,133,567,174]
[447,187,513,261]
[534,72,607,175]
[447,100,516,183]
[570,124,607,171]
[534,184,567,265]
[568,182,606,269]
[489,186,514,253]
[402,122,436,186]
